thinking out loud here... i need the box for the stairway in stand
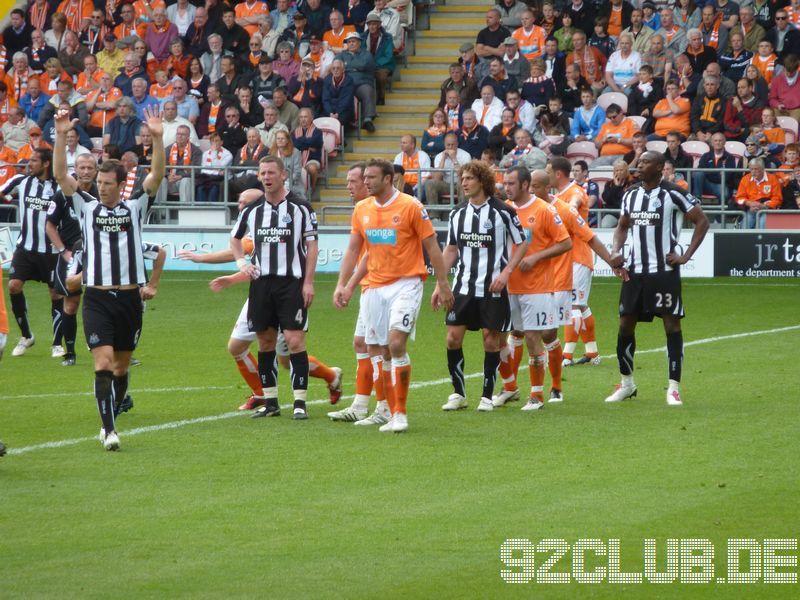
[316,0,488,224]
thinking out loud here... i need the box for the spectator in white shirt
[393,133,432,201]
[425,132,472,204]
[470,84,505,132]
[196,132,233,202]
[605,32,641,94]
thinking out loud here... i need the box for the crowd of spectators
[0,0,411,209]
[406,0,800,227]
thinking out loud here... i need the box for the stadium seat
[597,92,628,113]
[681,140,710,167]
[628,115,646,130]
[90,137,103,157]
[725,140,746,160]
[646,140,667,153]
[566,141,599,162]
[197,138,211,153]
[777,115,799,144]
[314,116,343,161]
[589,169,612,196]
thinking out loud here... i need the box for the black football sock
[289,351,309,397]
[482,351,500,399]
[51,298,64,346]
[113,373,129,402]
[617,333,636,376]
[95,370,116,434]
[258,350,278,398]
[447,347,465,397]
[666,331,683,382]
[10,292,32,338]
[63,312,77,355]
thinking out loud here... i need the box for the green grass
[1,274,798,598]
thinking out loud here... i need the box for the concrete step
[428,15,485,29]
[380,104,437,114]
[400,68,450,82]
[384,92,439,105]
[418,30,476,39]
[352,139,406,152]
[392,80,440,90]
[434,4,492,13]
[407,55,459,65]
[339,152,396,162]
[415,41,462,55]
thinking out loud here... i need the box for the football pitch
[1,273,798,598]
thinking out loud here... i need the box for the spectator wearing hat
[18,77,50,124]
[340,0,371,32]
[458,42,489,85]
[306,35,335,79]
[322,57,355,125]
[16,125,50,164]
[362,12,395,105]
[439,63,476,109]
[287,57,323,113]
[502,37,531,83]
[251,56,285,106]
[341,31,377,132]
[476,8,511,59]
[23,29,57,74]
[373,0,402,48]
[216,6,250,57]
[280,11,313,59]
[641,2,661,32]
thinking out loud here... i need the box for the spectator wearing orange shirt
[752,40,778,85]
[15,126,51,163]
[85,72,122,136]
[0,81,19,126]
[75,54,104,96]
[593,104,638,167]
[0,131,18,188]
[736,157,783,228]
[566,30,606,95]
[56,0,93,33]
[323,10,355,54]
[236,0,269,37]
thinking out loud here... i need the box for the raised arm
[52,109,80,196]
[142,106,166,196]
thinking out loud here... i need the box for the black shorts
[82,287,143,351]
[9,248,57,287]
[445,293,512,332]
[619,270,684,322]
[52,244,83,298]
[248,276,307,333]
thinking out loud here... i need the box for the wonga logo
[366,228,397,245]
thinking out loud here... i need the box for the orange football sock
[235,351,263,395]
[355,353,373,396]
[392,355,411,414]
[528,354,545,401]
[563,324,579,360]
[580,310,598,356]
[498,343,518,392]
[545,339,563,390]
[381,361,396,413]
[509,334,525,376]
[308,355,336,383]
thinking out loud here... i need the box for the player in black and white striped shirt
[0,150,64,359]
[53,106,165,451]
[231,156,319,421]
[441,160,528,412]
[606,151,709,406]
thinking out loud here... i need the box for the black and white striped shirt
[1,174,58,253]
[231,193,317,280]
[621,181,699,275]
[45,183,98,250]
[446,197,525,297]
[70,190,153,286]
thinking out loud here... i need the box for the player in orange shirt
[334,159,454,432]
[543,159,623,398]
[493,167,571,410]
[328,162,390,423]
[180,190,343,410]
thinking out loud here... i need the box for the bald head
[641,150,665,169]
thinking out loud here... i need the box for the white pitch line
[3,385,236,400]
[5,325,798,456]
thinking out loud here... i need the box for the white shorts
[572,263,593,306]
[231,300,257,343]
[353,290,367,339]
[362,277,423,346]
[509,293,555,331]
[230,300,299,356]
[551,290,572,326]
